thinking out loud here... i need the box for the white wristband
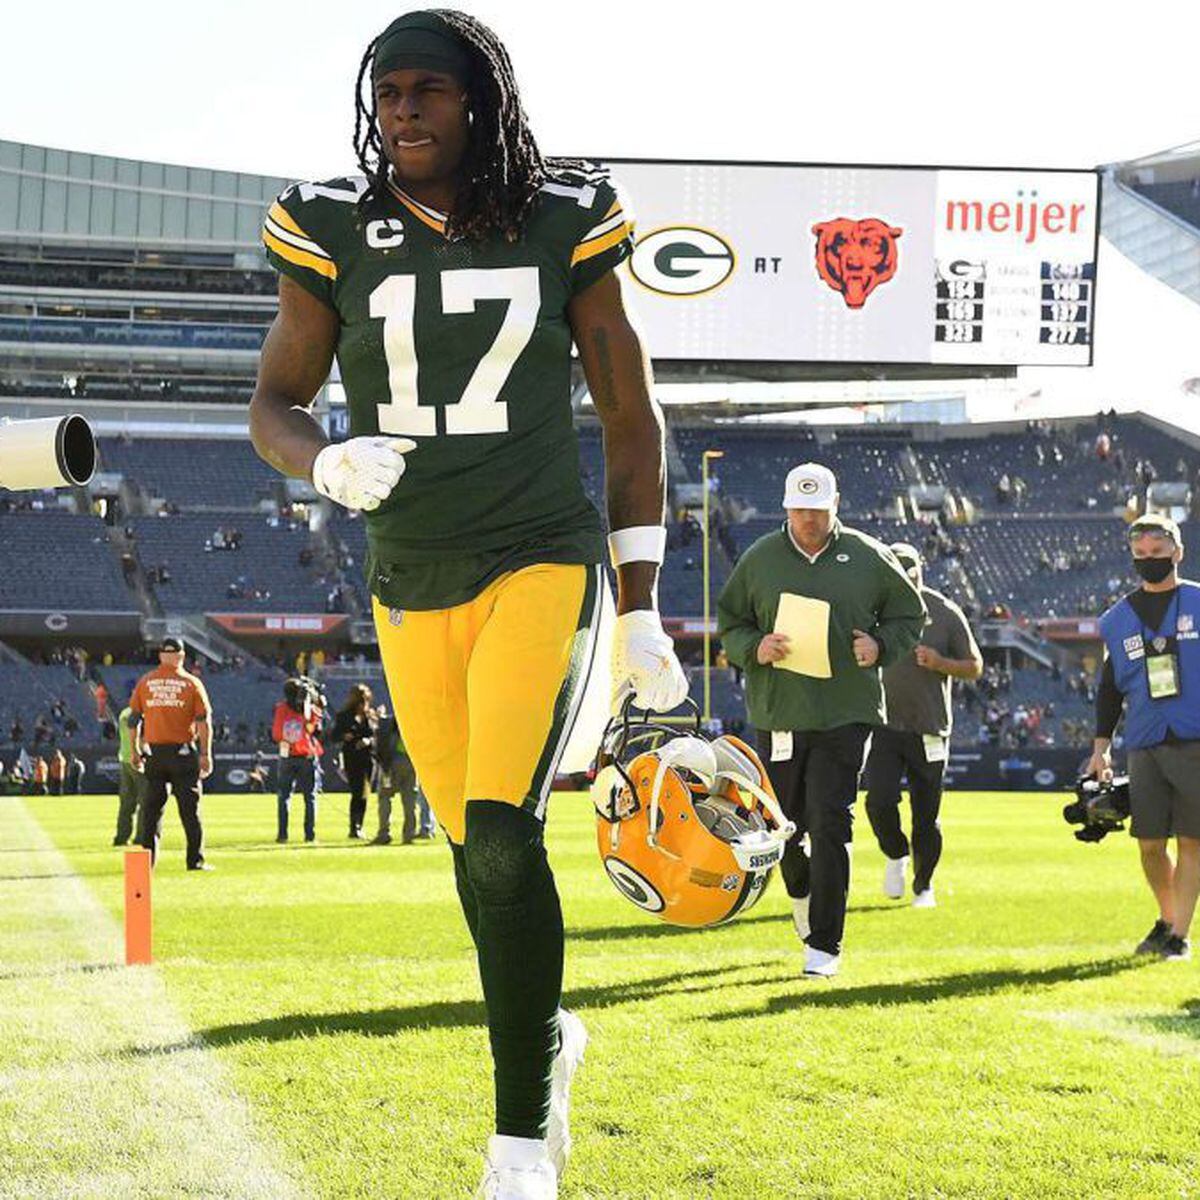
[608,525,666,567]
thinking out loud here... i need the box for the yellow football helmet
[592,703,796,928]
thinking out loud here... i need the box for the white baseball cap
[783,462,838,510]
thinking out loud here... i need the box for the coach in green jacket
[718,463,926,977]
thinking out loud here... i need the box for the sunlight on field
[3,790,1198,1200]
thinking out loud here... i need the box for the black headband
[372,12,472,85]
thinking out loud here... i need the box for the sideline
[0,798,306,1199]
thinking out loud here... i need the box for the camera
[284,675,327,713]
[1062,775,1131,843]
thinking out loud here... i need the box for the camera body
[1062,775,1131,843]
[284,675,327,716]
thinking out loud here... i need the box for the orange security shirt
[130,665,211,746]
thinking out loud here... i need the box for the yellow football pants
[372,563,602,844]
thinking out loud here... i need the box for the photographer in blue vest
[1087,514,1200,962]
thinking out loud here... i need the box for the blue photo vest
[1098,580,1200,750]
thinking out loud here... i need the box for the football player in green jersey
[249,10,687,1198]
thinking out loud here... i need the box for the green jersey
[118,705,135,765]
[262,164,633,610]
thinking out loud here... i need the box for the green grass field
[2,789,1199,1200]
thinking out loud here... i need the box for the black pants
[137,744,204,868]
[344,751,372,835]
[864,727,946,894]
[757,724,872,956]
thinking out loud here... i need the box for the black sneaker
[1136,919,1172,955]
[1161,934,1191,962]
[187,862,215,872]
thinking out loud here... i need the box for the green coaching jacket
[717,521,927,732]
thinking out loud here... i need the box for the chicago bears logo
[812,217,903,308]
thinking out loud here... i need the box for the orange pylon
[124,849,152,965]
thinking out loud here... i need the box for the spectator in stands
[9,717,22,744]
[373,703,433,845]
[717,463,926,978]
[273,677,324,843]
[1088,514,1200,962]
[113,701,144,846]
[130,636,214,871]
[331,684,377,840]
[865,544,982,909]
[94,682,109,722]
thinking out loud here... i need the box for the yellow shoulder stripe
[267,201,315,243]
[262,229,338,280]
[571,222,632,267]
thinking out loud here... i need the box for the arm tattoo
[588,327,618,414]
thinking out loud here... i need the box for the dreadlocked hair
[354,10,574,243]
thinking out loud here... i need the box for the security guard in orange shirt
[131,637,214,870]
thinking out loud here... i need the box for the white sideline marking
[0,799,306,1200]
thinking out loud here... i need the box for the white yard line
[0,798,307,1200]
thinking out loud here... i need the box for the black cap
[160,636,184,653]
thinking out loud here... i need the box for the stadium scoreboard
[603,161,1099,367]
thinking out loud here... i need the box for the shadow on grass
[129,961,787,1055]
[1130,997,1200,1043]
[570,901,899,944]
[219,841,395,854]
[705,955,1152,1021]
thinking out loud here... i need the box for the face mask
[1134,557,1175,584]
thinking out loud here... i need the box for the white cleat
[546,1009,587,1179]
[803,947,840,978]
[791,895,811,940]
[912,887,937,909]
[883,855,909,900]
[476,1136,557,1200]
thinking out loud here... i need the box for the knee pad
[463,800,549,904]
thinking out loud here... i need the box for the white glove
[612,610,689,713]
[311,437,416,511]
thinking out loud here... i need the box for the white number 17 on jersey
[369,266,541,437]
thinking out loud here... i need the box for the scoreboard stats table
[604,161,1099,367]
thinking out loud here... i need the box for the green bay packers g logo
[629,226,735,297]
[603,857,666,913]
